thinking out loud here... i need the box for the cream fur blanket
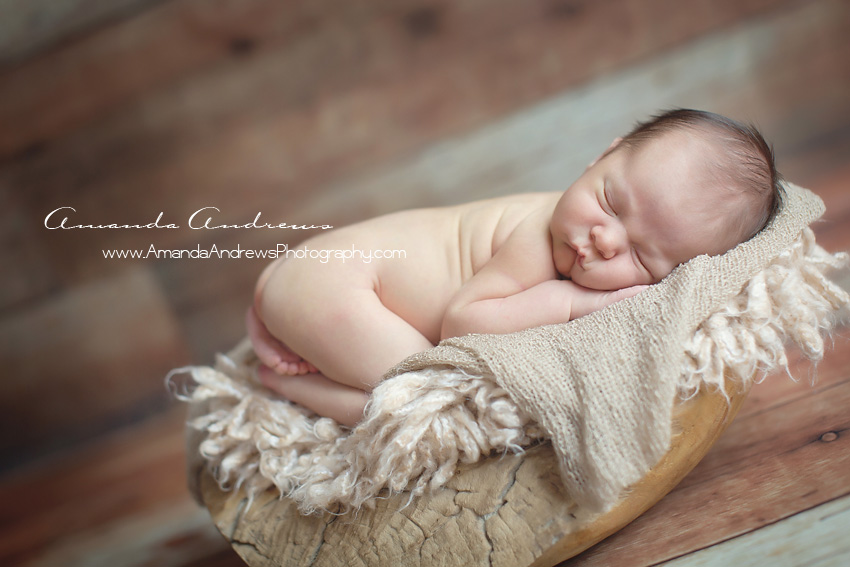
[174,182,848,516]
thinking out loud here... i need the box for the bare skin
[250,131,745,426]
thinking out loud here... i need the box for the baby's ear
[586,137,623,170]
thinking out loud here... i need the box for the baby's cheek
[553,245,576,278]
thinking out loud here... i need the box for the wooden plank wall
[0,0,166,66]
[5,0,831,472]
[0,0,848,565]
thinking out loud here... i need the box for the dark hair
[620,109,783,242]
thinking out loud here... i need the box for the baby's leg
[259,264,434,392]
[257,365,368,427]
[246,306,318,375]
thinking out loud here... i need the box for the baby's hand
[568,283,649,320]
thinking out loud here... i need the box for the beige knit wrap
[387,182,824,512]
[176,182,848,516]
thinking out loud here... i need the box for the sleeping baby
[247,109,781,426]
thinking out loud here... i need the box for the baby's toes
[273,359,318,376]
[273,360,300,376]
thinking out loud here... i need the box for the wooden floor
[1,0,848,565]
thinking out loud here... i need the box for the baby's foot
[246,306,319,375]
[275,358,320,376]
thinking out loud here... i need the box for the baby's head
[550,109,782,290]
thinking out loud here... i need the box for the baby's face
[550,131,732,290]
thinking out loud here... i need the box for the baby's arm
[443,280,645,338]
[441,212,645,339]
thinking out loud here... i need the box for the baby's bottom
[249,260,434,426]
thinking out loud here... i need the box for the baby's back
[292,193,559,342]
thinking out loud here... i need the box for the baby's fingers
[615,284,649,300]
[571,284,648,319]
[599,284,649,309]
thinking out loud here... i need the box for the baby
[247,109,780,426]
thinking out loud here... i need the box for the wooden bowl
[188,378,749,567]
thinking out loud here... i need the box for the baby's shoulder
[472,191,560,211]
[452,192,558,270]
[459,192,558,240]
[459,192,558,225]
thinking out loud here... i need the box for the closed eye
[602,183,616,215]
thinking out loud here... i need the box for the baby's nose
[590,225,622,259]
